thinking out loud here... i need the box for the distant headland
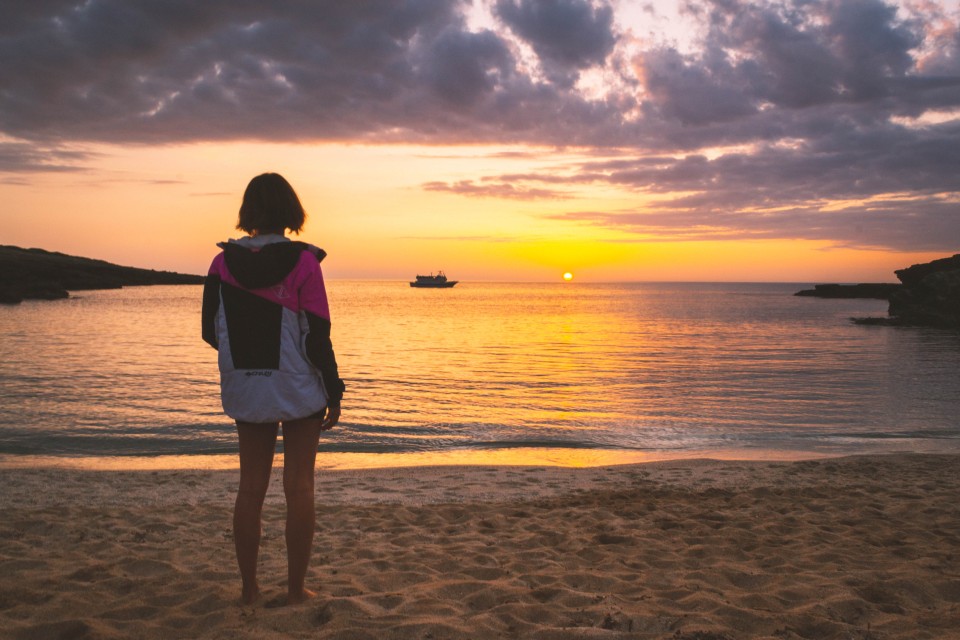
[794,283,901,300]
[796,254,960,329]
[0,245,204,305]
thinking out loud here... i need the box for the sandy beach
[2,454,959,639]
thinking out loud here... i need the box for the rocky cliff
[0,245,204,304]
[883,254,960,329]
[794,283,901,299]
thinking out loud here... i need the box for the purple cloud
[0,0,957,252]
[422,179,571,200]
[494,0,617,85]
[0,0,955,148]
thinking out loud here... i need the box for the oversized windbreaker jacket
[201,235,344,423]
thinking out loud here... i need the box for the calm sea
[1,282,959,467]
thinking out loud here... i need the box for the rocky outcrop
[852,254,960,329]
[795,283,901,299]
[886,256,960,328]
[0,245,204,304]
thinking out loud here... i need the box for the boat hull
[409,281,458,288]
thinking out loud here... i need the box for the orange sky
[1,140,947,282]
[1,1,957,282]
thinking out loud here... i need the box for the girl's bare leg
[234,421,279,605]
[280,417,323,604]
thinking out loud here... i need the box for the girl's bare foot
[241,585,260,605]
[286,588,317,605]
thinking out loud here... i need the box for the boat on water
[410,271,458,288]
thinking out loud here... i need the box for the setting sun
[563,272,574,281]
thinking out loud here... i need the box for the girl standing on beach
[202,172,345,605]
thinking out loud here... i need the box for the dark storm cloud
[637,46,757,125]
[0,0,631,146]
[1,0,958,251]
[2,0,954,146]
[0,0,472,142]
[494,0,617,85]
[460,110,960,251]
[419,28,516,107]
[539,117,960,251]
[551,195,960,252]
[601,121,960,200]
[635,0,939,124]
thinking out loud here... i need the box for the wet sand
[2,454,959,639]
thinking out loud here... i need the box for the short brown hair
[237,173,306,234]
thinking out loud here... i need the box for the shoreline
[0,445,900,472]
[3,453,959,638]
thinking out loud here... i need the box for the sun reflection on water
[2,282,959,468]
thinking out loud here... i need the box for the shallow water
[1,282,958,465]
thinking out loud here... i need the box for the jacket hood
[217,236,326,289]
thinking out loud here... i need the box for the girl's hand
[321,405,340,431]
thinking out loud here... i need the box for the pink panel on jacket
[295,252,331,320]
[208,251,330,318]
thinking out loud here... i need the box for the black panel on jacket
[221,242,326,290]
[221,283,283,370]
[305,312,346,406]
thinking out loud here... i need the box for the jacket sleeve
[201,273,221,350]
[305,313,345,407]
[300,262,345,407]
